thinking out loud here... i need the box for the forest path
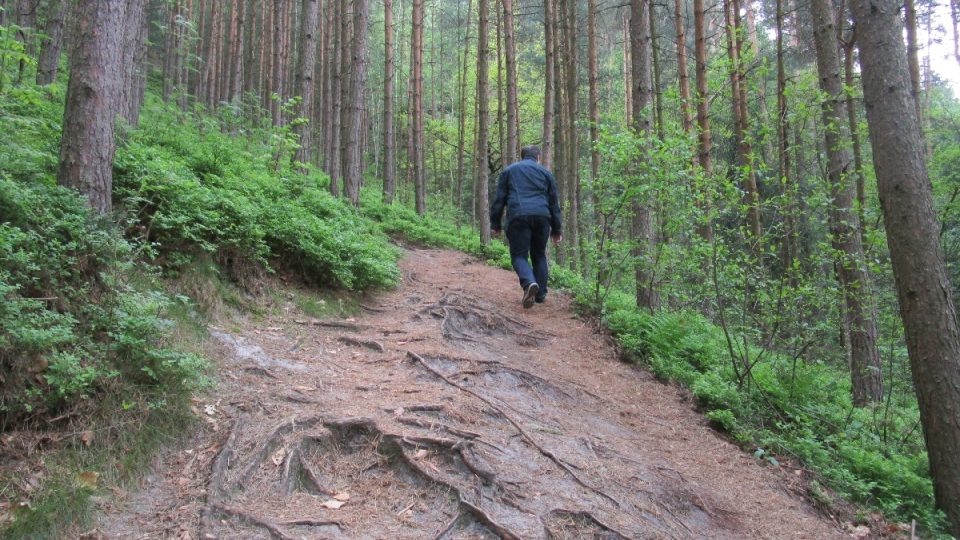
[99,247,841,539]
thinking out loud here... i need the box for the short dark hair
[521,145,541,160]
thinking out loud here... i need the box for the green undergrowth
[359,189,511,269]
[114,98,401,291]
[557,272,947,534]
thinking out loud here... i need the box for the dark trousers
[506,215,550,298]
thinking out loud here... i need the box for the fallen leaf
[204,404,216,416]
[333,492,351,501]
[393,407,405,416]
[321,499,345,509]
[77,471,99,489]
[414,449,428,459]
[79,431,94,447]
[270,447,286,467]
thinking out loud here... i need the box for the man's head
[521,145,541,162]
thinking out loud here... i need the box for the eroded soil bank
[99,248,842,539]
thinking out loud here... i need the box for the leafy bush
[113,98,400,290]
[0,177,207,423]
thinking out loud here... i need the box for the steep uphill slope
[100,248,841,539]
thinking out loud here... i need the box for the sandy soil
[97,247,844,539]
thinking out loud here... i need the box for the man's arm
[489,169,509,232]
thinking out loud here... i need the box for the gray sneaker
[522,282,539,309]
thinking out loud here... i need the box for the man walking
[490,145,563,308]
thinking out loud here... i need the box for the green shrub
[113,99,400,291]
[0,177,207,423]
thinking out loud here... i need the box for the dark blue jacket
[489,158,563,233]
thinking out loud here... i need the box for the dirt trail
[99,248,842,539]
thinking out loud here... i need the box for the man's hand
[551,234,562,245]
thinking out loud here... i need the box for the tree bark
[724,0,761,246]
[850,0,960,532]
[776,0,795,274]
[502,0,519,164]
[842,36,866,242]
[271,0,286,124]
[383,0,397,203]
[673,0,692,134]
[542,0,555,170]
[337,0,353,194]
[294,0,320,166]
[36,0,67,85]
[455,0,474,211]
[588,0,600,196]
[905,0,922,122]
[476,0,491,244]
[343,0,367,206]
[694,0,713,240]
[811,0,883,405]
[411,0,426,214]
[57,0,126,215]
[630,0,659,311]
[120,0,148,127]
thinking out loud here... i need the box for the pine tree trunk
[476,0,491,244]
[455,0,473,212]
[560,0,578,268]
[850,0,960,532]
[411,0,426,214]
[694,0,713,240]
[811,0,883,405]
[649,3,664,139]
[587,0,600,194]
[724,0,761,245]
[630,0,659,311]
[383,0,397,203]
[623,12,632,123]
[776,0,795,274]
[337,0,353,195]
[36,0,67,85]
[905,0,922,121]
[502,0,519,164]
[327,0,345,194]
[229,0,245,102]
[15,0,40,82]
[343,0,367,206]
[541,0,555,170]
[117,0,148,126]
[673,0,692,134]
[58,0,126,215]
[272,0,286,124]
[294,0,320,166]
[843,37,867,241]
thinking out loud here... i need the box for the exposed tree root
[243,366,279,379]
[337,335,385,352]
[408,352,625,509]
[236,414,325,489]
[282,518,343,528]
[542,509,633,539]
[459,499,523,540]
[208,504,295,540]
[433,512,464,540]
[294,319,369,332]
[208,415,246,502]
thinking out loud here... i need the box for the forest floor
[96,247,847,539]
